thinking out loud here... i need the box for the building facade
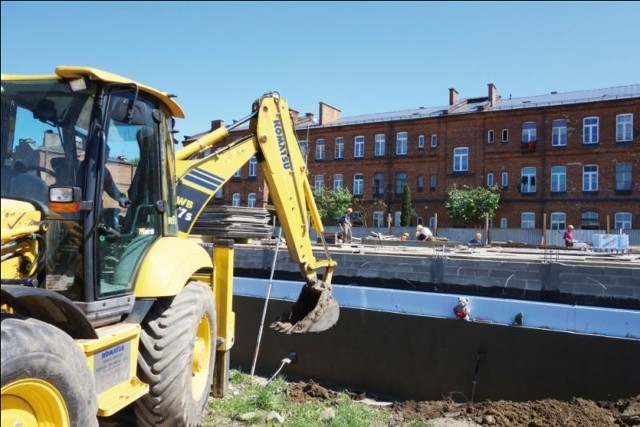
[190,84,640,232]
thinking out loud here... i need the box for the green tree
[401,183,412,226]
[313,186,354,225]
[445,185,502,227]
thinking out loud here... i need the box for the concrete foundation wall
[232,296,640,402]
[233,245,640,305]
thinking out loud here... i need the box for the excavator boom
[175,93,339,333]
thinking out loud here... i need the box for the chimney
[319,102,341,125]
[210,119,225,131]
[488,83,497,107]
[449,88,459,106]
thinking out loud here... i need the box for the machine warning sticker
[94,340,131,394]
[176,184,210,233]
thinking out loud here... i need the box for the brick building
[188,83,640,231]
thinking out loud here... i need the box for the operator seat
[122,126,155,232]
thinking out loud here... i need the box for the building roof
[317,84,640,128]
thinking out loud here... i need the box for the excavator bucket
[270,279,340,334]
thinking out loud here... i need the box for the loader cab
[1,72,178,324]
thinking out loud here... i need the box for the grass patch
[203,370,391,426]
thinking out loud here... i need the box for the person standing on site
[563,225,575,247]
[415,224,433,241]
[341,207,353,243]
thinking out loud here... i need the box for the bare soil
[286,379,640,426]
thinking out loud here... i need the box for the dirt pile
[286,380,640,426]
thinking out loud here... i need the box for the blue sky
[2,1,639,139]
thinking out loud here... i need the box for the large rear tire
[135,281,216,427]
[1,315,98,427]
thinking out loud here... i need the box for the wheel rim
[191,313,212,400]
[1,378,70,427]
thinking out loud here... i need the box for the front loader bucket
[270,279,339,334]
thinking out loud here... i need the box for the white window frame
[550,212,566,230]
[233,169,241,178]
[453,147,468,172]
[314,174,324,192]
[615,163,632,191]
[396,132,408,155]
[520,167,536,193]
[334,137,344,159]
[582,164,598,191]
[315,138,325,160]
[353,173,364,195]
[501,172,509,188]
[248,156,257,177]
[354,135,365,158]
[431,134,438,148]
[247,193,257,208]
[500,218,508,228]
[521,121,537,143]
[550,165,566,192]
[232,193,241,207]
[373,211,384,228]
[521,212,535,229]
[418,135,425,148]
[616,113,633,142]
[417,174,424,190]
[502,128,509,143]
[374,134,385,157]
[486,172,494,187]
[583,117,599,144]
[614,212,632,230]
[552,119,567,147]
[487,129,494,144]
[333,173,343,191]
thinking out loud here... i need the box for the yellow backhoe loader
[0,66,338,426]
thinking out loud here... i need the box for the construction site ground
[208,376,640,426]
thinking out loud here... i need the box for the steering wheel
[20,164,57,177]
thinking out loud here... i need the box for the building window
[373,211,384,228]
[552,119,567,147]
[453,147,468,172]
[232,193,241,207]
[616,114,633,142]
[486,172,494,187]
[354,136,365,158]
[430,174,437,190]
[334,137,344,159]
[550,165,566,192]
[521,212,535,229]
[333,174,343,191]
[418,135,425,148]
[353,173,364,195]
[583,117,599,144]
[315,138,325,160]
[614,212,632,230]
[487,130,494,144]
[582,164,598,191]
[550,212,566,230]
[374,134,385,157]
[395,172,407,194]
[582,211,599,229]
[396,132,408,155]
[214,187,223,199]
[500,218,508,228]
[417,174,424,191]
[233,169,241,179]
[431,134,438,148]
[248,156,257,178]
[522,121,537,143]
[615,163,632,191]
[502,129,509,143]
[501,172,509,188]
[373,173,385,196]
[299,140,307,160]
[247,193,257,207]
[314,175,324,193]
[520,167,536,193]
